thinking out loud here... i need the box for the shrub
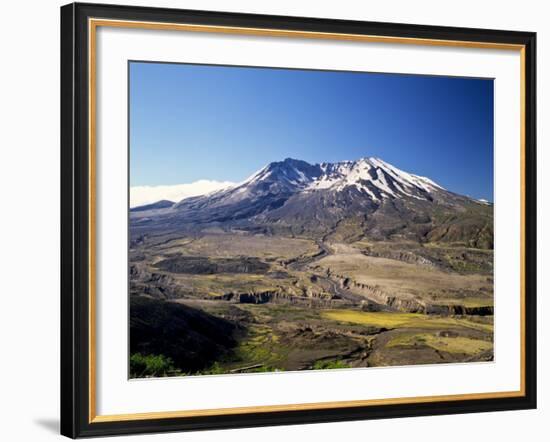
[312,359,350,370]
[199,362,226,375]
[130,353,175,378]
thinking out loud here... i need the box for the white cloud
[130,180,235,208]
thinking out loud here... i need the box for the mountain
[131,157,493,248]
[168,158,322,222]
[130,200,174,212]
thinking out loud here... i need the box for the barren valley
[129,157,493,377]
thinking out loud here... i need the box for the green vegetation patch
[130,353,175,378]
[434,297,493,308]
[233,325,285,366]
[387,333,492,355]
[321,310,493,333]
[312,359,351,370]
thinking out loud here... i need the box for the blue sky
[130,61,494,201]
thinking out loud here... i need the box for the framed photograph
[60,2,537,438]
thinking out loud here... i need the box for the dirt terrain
[130,231,493,377]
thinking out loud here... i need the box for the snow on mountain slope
[307,157,444,201]
[173,158,321,210]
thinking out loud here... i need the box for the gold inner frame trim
[88,17,527,424]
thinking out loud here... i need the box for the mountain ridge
[131,156,493,249]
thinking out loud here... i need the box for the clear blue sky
[130,61,494,201]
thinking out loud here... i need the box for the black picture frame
[61,2,537,438]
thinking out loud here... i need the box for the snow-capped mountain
[132,157,493,248]
[173,157,445,212]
